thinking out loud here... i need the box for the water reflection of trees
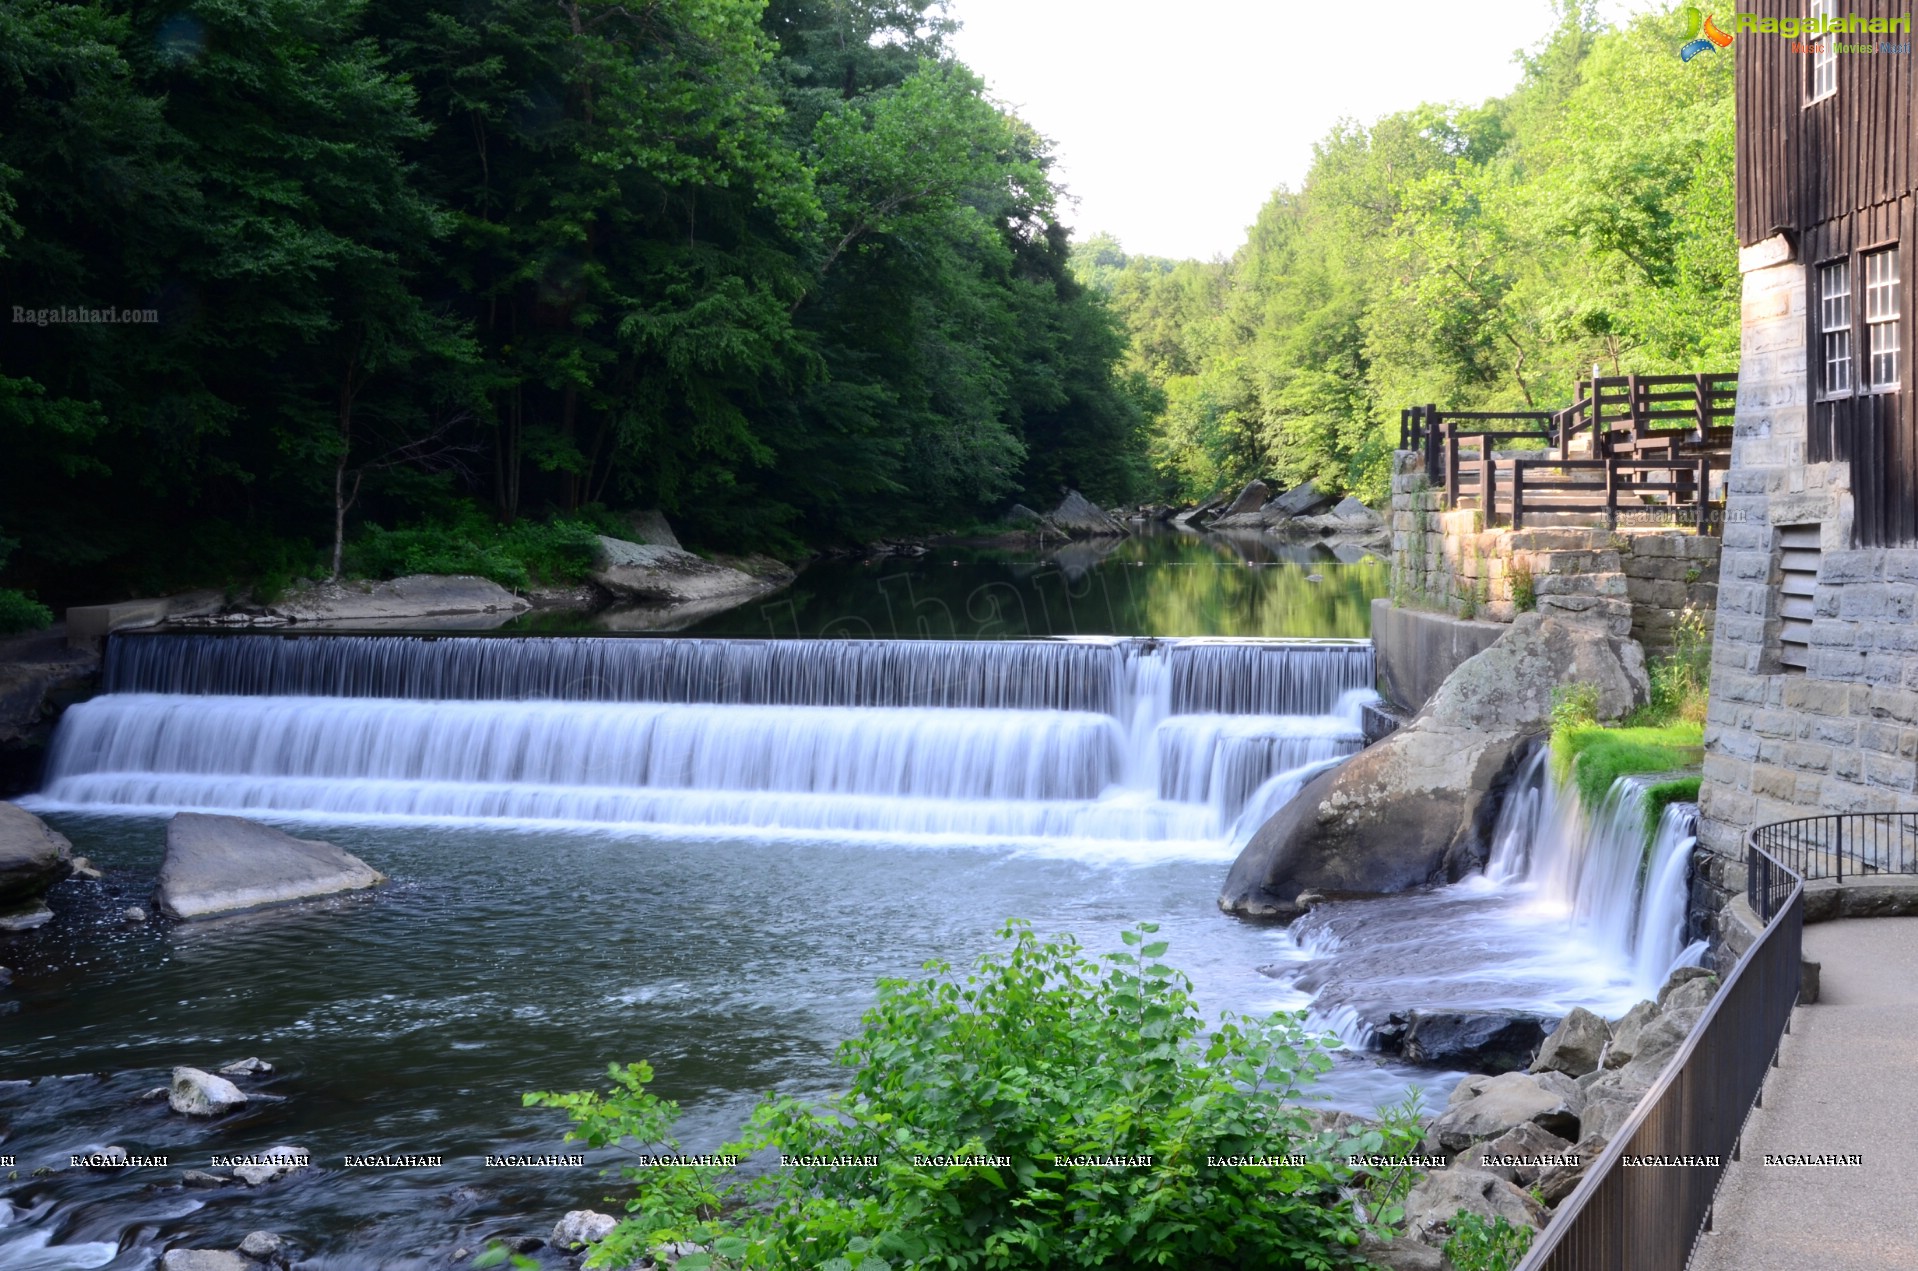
[680,533,1386,639]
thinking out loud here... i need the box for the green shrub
[1443,1210,1534,1271]
[1634,605,1711,727]
[529,921,1425,1271]
[344,513,601,591]
[0,588,53,636]
[1510,560,1536,613]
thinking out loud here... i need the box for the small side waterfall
[1490,755,1705,996]
[1279,746,1706,1055]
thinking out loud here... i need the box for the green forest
[0,0,1736,610]
[1074,3,1738,507]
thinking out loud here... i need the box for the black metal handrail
[1513,832,1803,1271]
[1748,812,1918,906]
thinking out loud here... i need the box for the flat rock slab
[156,814,384,921]
[270,574,529,623]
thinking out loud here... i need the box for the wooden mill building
[1700,0,1918,858]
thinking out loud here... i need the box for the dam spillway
[35,634,1377,859]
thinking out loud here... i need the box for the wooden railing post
[1696,456,1711,532]
[1606,454,1619,530]
[1479,435,1496,524]
[1512,462,1526,530]
[1446,426,1462,509]
[1424,403,1441,486]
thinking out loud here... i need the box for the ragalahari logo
[1680,8,1736,60]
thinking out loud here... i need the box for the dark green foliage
[528,921,1425,1270]
[0,0,1145,603]
[1442,1210,1534,1271]
[0,590,53,635]
[344,513,601,591]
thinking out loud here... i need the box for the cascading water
[1275,746,1707,1052]
[28,634,1377,862]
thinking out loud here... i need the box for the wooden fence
[1402,373,1735,530]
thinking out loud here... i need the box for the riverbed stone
[1455,1121,1575,1186]
[1604,1000,1658,1068]
[0,800,71,906]
[232,1145,308,1186]
[155,813,385,921]
[1223,480,1272,517]
[169,1067,248,1117]
[1402,1166,1546,1244]
[267,574,529,625]
[1220,614,1648,920]
[552,1209,619,1249]
[1265,480,1338,519]
[590,537,772,607]
[238,1231,285,1261]
[1427,1072,1581,1153]
[218,1057,274,1077]
[1400,1010,1551,1072]
[1532,1006,1612,1077]
[1657,964,1714,1006]
[0,899,52,931]
[160,1251,249,1271]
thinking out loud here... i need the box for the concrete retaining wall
[1369,598,1506,713]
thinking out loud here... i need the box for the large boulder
[623,509,683,551]
[1455,1121,1575,1186]
[591,537,771,606]
[1264,480,1338,519]
[1602,1000,1658,1069]
[0,800,72,906]
[1401,1167,1547,1245]
[1043,490,1129,538]
[1400,1010,1552,1073]
[1221,614,1647,920]
[1427,1071,1581,1153]
[1531,1007,1611,1078]
[155,814,385,921]
[1223,480,1272,516]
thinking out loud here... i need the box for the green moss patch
[1550,723,1704,811]
[1642,775,1702,841]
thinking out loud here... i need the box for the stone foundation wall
[1388,451,1720,649]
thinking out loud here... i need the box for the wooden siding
[1736,0,1915,246]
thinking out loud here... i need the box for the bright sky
[946,0,1661,261]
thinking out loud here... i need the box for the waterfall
[32,634,1378,862]
[1485,754,1702,997]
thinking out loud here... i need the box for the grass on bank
[525,921,1428,1271]
[1549,606,1711,819]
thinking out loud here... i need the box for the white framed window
[1865,247,1901,390]
[1810,0,1838,102]
[1821,259,1853,397]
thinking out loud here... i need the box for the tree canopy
[0,0,1148,603]
[1079,4,1738,507]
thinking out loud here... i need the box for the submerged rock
[155,813,384,921]
[232,1146,308,1187]
[239,1232,287,1262]
[169,1067,247,1117]
[0,900,52,931]
[0,800,72,906]
[218,1057,274,1077]
[159,1252,249,1271]
[1220,614,1647,921]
